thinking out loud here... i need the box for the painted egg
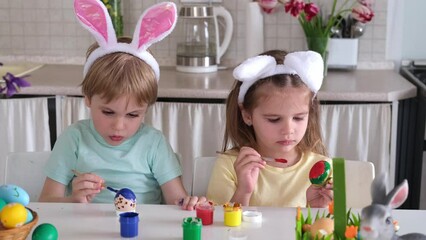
[32,223,58,240]
[309,160,332,186]
[113,188,137,213]
[0,202,28,228]
[0,198,6,211]
[0,184,30,206]
[310,218,334,238]
[25,208,34,224]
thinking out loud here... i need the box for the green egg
[32,223,58,240]
[0,198,6,211]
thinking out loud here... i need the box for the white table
[25,203,426,239]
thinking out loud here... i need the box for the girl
[207,50,333,207]
[39,0,204,210]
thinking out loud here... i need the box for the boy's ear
[239,105,252,126]
[84,96,91,108]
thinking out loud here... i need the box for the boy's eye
[102,110,114,115]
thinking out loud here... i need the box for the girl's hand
[175,196,207,211]
[233,146,266,195]
[71,172,104,203]
[306,182,333,208]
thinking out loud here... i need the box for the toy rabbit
[359,173,426,240]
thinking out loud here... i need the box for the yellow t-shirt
[206,151,330,207]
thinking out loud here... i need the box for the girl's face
[241,86,311,159]
[85,94,147,146]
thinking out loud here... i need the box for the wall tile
[0,0,390,67]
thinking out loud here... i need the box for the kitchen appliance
[176,4,233,73]
[398,60,426,209]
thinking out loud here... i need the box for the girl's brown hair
[81,37,157,106]
[222,49,327,156]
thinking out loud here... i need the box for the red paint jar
[196,203,214,225]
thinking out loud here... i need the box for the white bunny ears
[74,0,177,81]
[233,51,324,103]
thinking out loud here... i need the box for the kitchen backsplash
[0,0,389,69]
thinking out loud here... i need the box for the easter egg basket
[0,208,38,240]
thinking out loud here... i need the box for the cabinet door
[321,103,392,179]
[59,97,393,194]
[145,102,226,193]
[0,97,51,184]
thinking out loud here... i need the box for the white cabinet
[0,97,52,182]
[58,97,392,193]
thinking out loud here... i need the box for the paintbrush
[72,169,109,189]
[215,151,288,164]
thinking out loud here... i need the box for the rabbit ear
[385,179,408,209]
[74,0,117,48]
[371,173,388,204]
[131,2,177,51]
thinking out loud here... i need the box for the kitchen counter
[17,64,417,102]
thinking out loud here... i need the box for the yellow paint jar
[223,203,242,227]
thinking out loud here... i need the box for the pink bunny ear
[387,179,409,209]
[74,0,117,48]
[132,2,177,51]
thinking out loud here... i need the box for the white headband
[233,51,324,103]
[74,0,178,81]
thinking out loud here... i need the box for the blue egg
[0,184,30,206]
[25,208,34,223]
[0,198,6,211]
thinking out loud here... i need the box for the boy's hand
[175,196,207,211]
[71,172,105,203]
[306,182,333,208]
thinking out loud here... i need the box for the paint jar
[182,217,202,240]
[119,212,139,238]
[223,203,242,227]
[196,202,214,225]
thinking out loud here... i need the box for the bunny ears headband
[233,51,324,103]
[74,0,177,81]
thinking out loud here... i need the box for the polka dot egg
[0,202,28,228]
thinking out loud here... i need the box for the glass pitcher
[176,5,233,73]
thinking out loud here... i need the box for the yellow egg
[0,203,28,228]
[310,218,334,239]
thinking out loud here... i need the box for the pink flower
[284,0,305,18]
[258,0,279,14]
[303,2,319,21]
[357,0,373,7]
[352,3,374,23]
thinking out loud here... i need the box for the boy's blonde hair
[223,49,327,156]
[81,37,157,106]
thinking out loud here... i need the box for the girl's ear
[84,96,91,108]
[239,105,252,126]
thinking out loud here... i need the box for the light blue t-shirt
[44,119,182,204]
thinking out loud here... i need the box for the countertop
[26,202,426,240]
[17,64,417,102]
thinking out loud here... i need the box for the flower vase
[306,37,329,77]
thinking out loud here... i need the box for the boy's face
[85,94,148,146]
[241,86,310,159]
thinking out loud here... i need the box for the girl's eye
[294,116,305,121]
[127,113,140,118]
[267,118,280,123]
